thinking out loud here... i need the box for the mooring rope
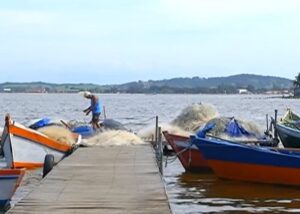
[122,116,157,126]
[164,141,194,167]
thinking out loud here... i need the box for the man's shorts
[92,113,101,123]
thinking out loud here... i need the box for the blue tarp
[196,123,215,138]
[224,118,252,137]
[29,118,51,129]
[196,118,256,138]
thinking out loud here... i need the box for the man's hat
[83,91,92,98]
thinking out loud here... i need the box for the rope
[122,116,157,126]
[164,141,194,167]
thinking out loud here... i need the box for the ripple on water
[165,160,300,214]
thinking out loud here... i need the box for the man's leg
[92,122,98,130]
[96,122,101,129]
[92,113,101,130]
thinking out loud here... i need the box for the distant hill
[119,74,292,90]
[0,74,293,94]
[0,82,108,93]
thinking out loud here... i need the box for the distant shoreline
[0,92,292,97]
[0,74,293,94]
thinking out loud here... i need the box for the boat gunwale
[194,137,300,168]
[8,123,73,153]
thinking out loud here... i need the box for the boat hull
[163,132,210,172]
[276,123,300,148]
[193,137,300,186]
[9,135,66,168]
[1,118,78,169]
[0,169,25,208]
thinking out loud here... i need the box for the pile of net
[38,126,77,146]
[86,130,145,146]
[171,103,218,132]
[137,123,192,140]
[198,117,265,141]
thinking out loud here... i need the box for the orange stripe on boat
[0,169,25,176]
[9,124,72,152]
[0,168,25,194]
[13,162,44,169]
[209,160,300,186]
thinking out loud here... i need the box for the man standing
[83,91,102,130]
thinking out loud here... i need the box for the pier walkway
[9,145,171,214]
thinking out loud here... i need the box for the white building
[238,89,249,94]
[3,88,12,92]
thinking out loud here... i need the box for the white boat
[0,168,25,209]
[0,133,25,209]
[1,115,81,169]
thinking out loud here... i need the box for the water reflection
[165,160,300,213]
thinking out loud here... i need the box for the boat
[0,115,81,169]
[0,135,25,209]
[203,117,277,146]
[28,118,95,138]
[71,119,127,138]
[0,168,25,209]
[276,109,300,148]
[163,119,276,172]
[162,131,210,172]
[29,118,127,138]
[192,136,300,186]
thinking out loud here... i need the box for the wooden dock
[9,145,171,214]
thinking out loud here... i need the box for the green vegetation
[294,73,300,88]
[0,74,293,94]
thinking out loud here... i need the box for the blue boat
[191,136,300,186]
[71,119,127,138]
[29,118,127,138]
[72,125,94,138]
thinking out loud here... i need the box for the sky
[1,0,300,84]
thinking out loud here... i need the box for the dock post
[266,114,269,134]
[274,109,278,141]
[158,126,163,175]
[155,116,158,147]
[103,106,107,119]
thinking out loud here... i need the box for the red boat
[163,131,210,172]
[193,136,300,186]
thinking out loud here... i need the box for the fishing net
[171,103,218,131]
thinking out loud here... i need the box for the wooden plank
[9,145,171,214]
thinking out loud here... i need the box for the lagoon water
[1,93,300,213]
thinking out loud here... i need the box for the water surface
[1,93,300,213]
